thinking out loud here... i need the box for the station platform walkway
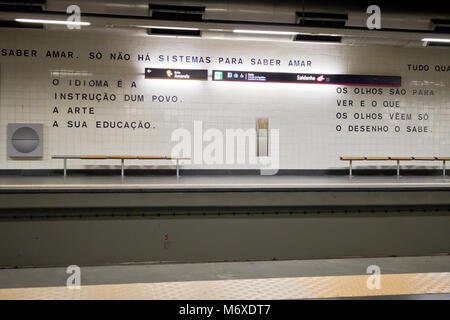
[0,256,449,300]
[1,174,450,192]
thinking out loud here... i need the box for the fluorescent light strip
[233,29,298,36]
[15,18,90,26]
[207,28,230,32]
[147,34,200,39]
[421,38,450,43]
[317,33,342,37]
[135,25,199,31]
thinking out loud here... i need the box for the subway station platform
[1,173,450,210]
[1,173,450,192]
[0,256,449,300]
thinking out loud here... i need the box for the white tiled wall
[0,29,449,170]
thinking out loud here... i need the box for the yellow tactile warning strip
[0,272,448,300]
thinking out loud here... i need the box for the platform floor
[0,256,448,300]
[1,174,450,191]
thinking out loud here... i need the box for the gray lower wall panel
[1,214,449,267]
[2,190,450,209]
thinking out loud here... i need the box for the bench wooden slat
[138,156,167,159]
[436,157,450,161]
[55,155,192,160]
[109,155,137,159]
[80,155,108,159]
[390,157,413,160]
[413,157,437,161]
[365,157,390,160]
[340,157,365,160]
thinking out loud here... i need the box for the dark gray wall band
[0,213,449,267]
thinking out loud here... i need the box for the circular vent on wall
[7,123,43,159]
[11,127,40,153]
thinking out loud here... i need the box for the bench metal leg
[121,159,125,178]
[444,160,446,176]
[176,159,179,179]
[349,160,352,177]
[397,160,400,177]
[64,159,67,177]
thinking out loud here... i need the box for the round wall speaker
[7,123,43,158]
[11,127,40,153]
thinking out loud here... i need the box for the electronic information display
[212,70,401,87]
[145,68,208,80]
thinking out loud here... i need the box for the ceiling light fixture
[207,28,230,32]
[233,29,298,36]
[135,25,199,31]
[421,38,450,43]
[15,18,90,26]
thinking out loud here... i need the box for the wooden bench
[52,155,191,178]
[340,156,450,177]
